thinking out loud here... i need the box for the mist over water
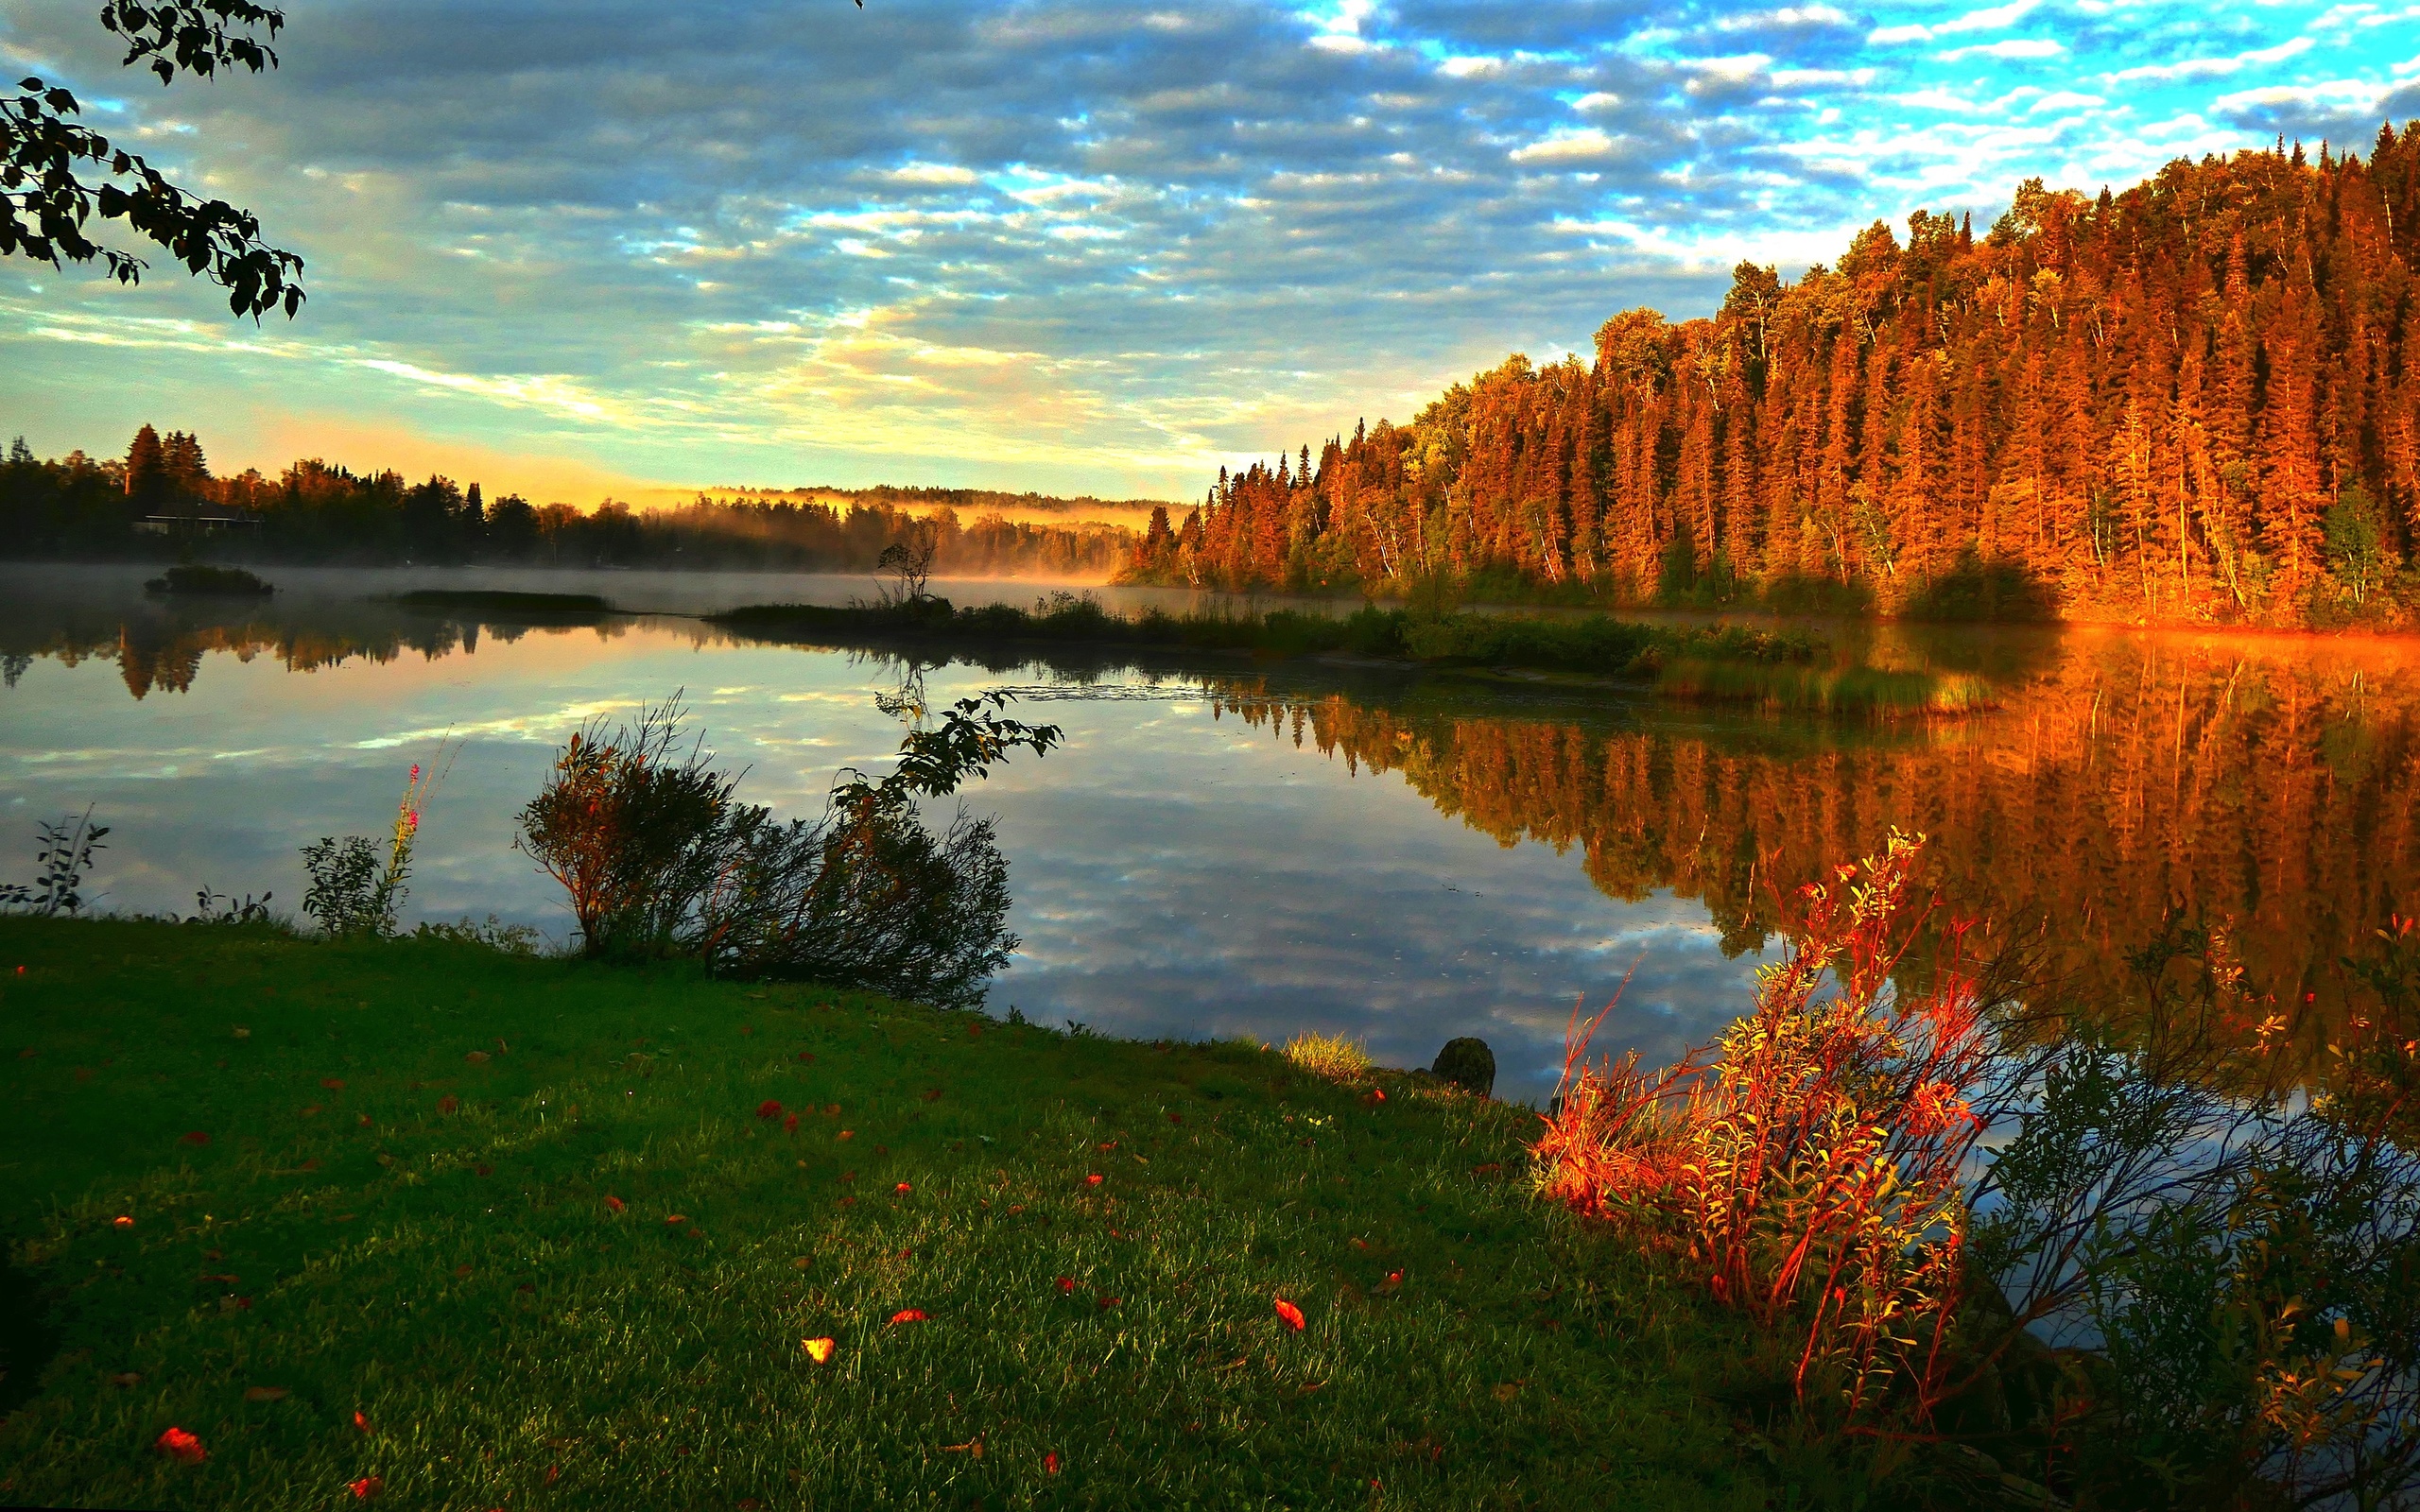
[3,564,2411,1103]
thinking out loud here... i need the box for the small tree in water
[515,691,1058,1009]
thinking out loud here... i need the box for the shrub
[1284,1031,1374,1079]
[144,563,273,596]
[301,764,433,937]
[515,692,1058,1009]
[1533,832,1992,1420]
[0,808,110,918]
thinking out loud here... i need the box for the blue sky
[4,0,2414,501]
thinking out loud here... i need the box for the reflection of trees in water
[1200,635,2420,1041]
[0,603,623,699]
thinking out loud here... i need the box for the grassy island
[708,597,1993,716]
[0,918,1776,1510]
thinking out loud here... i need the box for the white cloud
[2108,36,2312,83]
[1869,0,2041,45]
[1937,38,2066,60]
[885,163,977,186]
[1509,129,1622,164]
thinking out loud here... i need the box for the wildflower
[803,1337,837,1364]
[604,1194,626,1213]
[1085,1174,1103,1188]
[1274,1297,1305,1331]
[112,1215,133,1228]
[756,1099,783,1120]
[348,1475,384,1499]
[154,1426,206,1464]
[889,1309,927,1325]
[1057,1276,1075,1295]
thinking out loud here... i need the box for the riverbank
[0,918,1786,1510]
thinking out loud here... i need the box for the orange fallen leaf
[942,1437,983,1457]
[665,1214,688,1226]
[1085,1174,1103,1187]
[322,1078,345,1090]
[604,1194,626,1213]
[109,1372,142,1388]
[353,1412,371,1433]
[348,1475,384,1500]
[1274,1297,1305,1331]
[180,1130,211,1145]
[889,1309,927,1325]
[1056,1276,1075,1295]
[1045,1452,1060,1475]
[803,1337,837,1364]
[112,1215,133,1228]
[894,1181,911,1194]
[465,1051,489,1064]
[154,1426,206,1464]
[243,1386,288,1402]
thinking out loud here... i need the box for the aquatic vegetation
[1283,1031,1374,1080]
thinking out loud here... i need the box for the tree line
[0,427,1135,576]
[1131,122,2420,626]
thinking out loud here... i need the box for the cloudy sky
[4,0,2414,501]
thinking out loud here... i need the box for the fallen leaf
[455,1264,473,1279]
[322,1078,345,1091]
[803,1337,837,1364]
[1274,1297,1305,1332]
[665,1214,688,1227]
[1085,1174,1103,1188]
[893,1182,911,1195]
[889,1309,927,1325]
[795,1052,816,1063]
[921,1088,942,1103]
[154,1426,206,1464]
[838,1129,855,1141]
[756,1099,783,1120]
[1167,1112,1184,1125]
[109,1372,141,1388]
[180,1130,211,1145]
[438,1095,458,1114]
[475,1163,491,1177]
[301,1106,321,1117]
[244,1386,288,1402]
[1046,1452,1060,1475]
[942,1438,984,1457]
[1056,1276,1075,1295]
[1096,1296,1121,1310]
[465,1051,489,1064]
[783,1113,799,1133]
[349,1474,384,1499]
[1493,1381,1522,1401]
[354,1412,371,1433]
[604,1194,626,1213]
[112,1215,133,1228]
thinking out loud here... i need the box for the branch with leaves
[2,3,304,318]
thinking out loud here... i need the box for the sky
[4,0,2416,503]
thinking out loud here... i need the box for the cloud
[2108,36,2313,83]
[1869,0,2041,45]
[0,0,2403,497]
[1936,38,2066,61]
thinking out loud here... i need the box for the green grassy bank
[0,919,1779,1510]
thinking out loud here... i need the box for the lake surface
[4,563,2414,1104]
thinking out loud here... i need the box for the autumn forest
[1130,124,2420,627]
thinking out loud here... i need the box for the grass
[0,918,1781,1511]
[395,590,613,615]
[1281,1033,1374,1081]
[712,598,1822,679]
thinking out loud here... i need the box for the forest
[0,429,1135,577]
[1129,122,2420,627]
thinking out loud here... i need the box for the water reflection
[1,565,2411,1100]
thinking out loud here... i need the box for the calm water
[4,564,2414,1103]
